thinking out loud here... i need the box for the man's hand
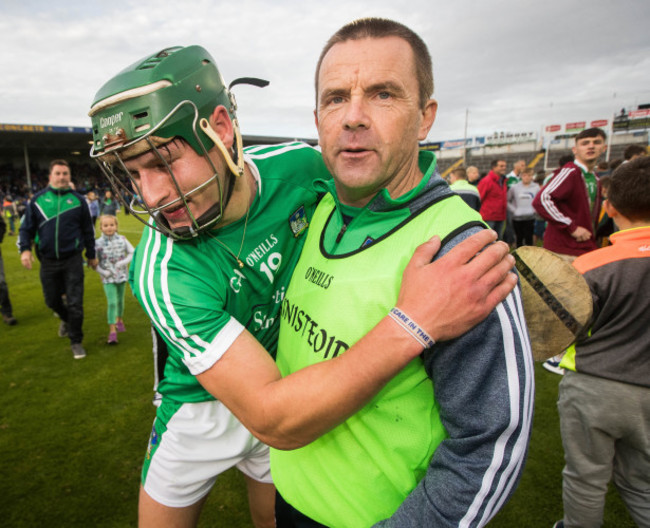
[396,229,517,342]
[570,226,591,242]
[87,258,99,270]
[20,250,33,270]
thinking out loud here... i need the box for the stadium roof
[0,122,317,164]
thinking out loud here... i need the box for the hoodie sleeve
[374,228,535,528]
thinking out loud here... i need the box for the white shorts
[142,399,272,508]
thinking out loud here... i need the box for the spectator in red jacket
[478,159,508,239]
[533,128,606,261]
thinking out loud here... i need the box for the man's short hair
[315,18,433,109]
[623,144,646,160]
[491,159,505,169]
[49,159,70,171]
[609,156,650,221]
[451,168,467,180]
[574,127,606,143]
[558,153,574,167]
[522,167,535,177]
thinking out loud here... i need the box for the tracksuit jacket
[19,186,96,261]
[533,162,601,256]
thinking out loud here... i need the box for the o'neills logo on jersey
[281,298,349,359]
[245,234,278,267]
[100,111,124,129]
[304,266,333,289]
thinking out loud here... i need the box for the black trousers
[39,253,85,344]
[0,246,13,316]
[275,491,328,528]
[513,219,535,248]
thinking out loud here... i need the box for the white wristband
[388,307,435,349]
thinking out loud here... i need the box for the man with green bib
[271,18,534,527]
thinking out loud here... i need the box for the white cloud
[1,0,648,142]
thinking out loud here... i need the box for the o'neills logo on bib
[304,266,333,289]
[281,297,349,359]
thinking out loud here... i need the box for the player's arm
[374,230,534,527]
[197,229,518,450]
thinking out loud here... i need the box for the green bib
[271,192,483,527]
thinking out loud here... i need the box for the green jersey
[582,170,598,212]
[130,142,329,405]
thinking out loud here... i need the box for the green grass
[0,213,636,527]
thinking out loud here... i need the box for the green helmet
[88,45,266,240]
[89,45,233,157]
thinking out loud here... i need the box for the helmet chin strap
[199,117,244,178]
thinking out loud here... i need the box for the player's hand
[87,258,99,270]
[395,229,517,342]
[570,226,591,242]
[20,250,33,270]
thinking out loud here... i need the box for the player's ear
[209,106,234,149]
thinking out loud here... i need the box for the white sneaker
[542,358,564,375]
[71,343,87,359]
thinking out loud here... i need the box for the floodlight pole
[606,92,616,162]
[463,108,469,163]
[23,142,32,192]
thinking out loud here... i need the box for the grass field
[0,212,636,527]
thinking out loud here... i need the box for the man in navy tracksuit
[19,159,98,359]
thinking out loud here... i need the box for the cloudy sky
[1,0,649,144]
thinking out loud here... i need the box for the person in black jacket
[18,159,97,359]
[0,213,17,325]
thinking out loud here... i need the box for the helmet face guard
[91,99,230,239]
[88,46,251,240]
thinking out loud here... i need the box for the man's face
[514,161,525,174]
[315,36,437,207]
[494,161,507,176]
[467,167,479,182]
[123,139,221,232]
[573,135,606,165]
[49,164,71,189]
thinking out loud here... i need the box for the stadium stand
[0,123,317,196]
[434,131,648,177]
[0,122,647,194]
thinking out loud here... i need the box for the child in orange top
[554,156,650,528]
